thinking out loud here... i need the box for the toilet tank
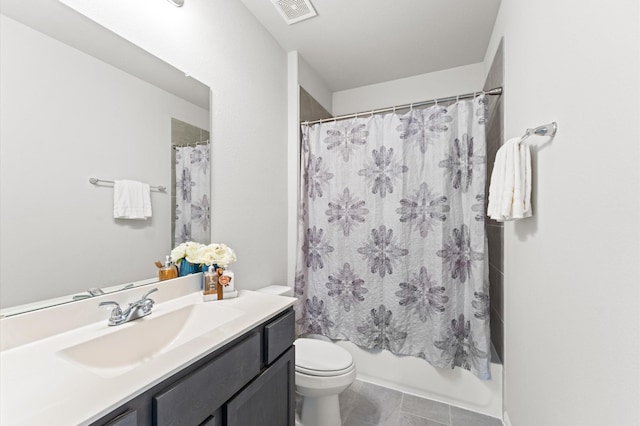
[256,285,294,297]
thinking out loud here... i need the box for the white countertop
[0,277,295,426]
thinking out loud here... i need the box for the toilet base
[298,392,341,426]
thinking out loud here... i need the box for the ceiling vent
[271,0,317,25]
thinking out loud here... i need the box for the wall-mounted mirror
[0,0,211,316]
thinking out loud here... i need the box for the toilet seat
[295,338,354,377]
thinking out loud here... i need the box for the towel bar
[89,178,166,192]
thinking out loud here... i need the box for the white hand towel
[487,139,508,220]
[511,143,533,219]
[113,180,152,219]
[523,144,532,216]
[488,138,517,221]
[499,139,518,218]
[142,183,152,218]
[487,137,533,221]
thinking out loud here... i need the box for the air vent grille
[271,0,317,25]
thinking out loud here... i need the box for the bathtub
[335,340,503,419]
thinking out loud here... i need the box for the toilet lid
[294,338,353,377]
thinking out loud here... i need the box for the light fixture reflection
[167,0,184,7]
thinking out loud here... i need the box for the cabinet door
[154,332,261,426]
[104,410,137,426]
[225,346,295,426]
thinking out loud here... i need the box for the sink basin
[58,303,243,378]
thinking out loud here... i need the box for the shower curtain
[296,96,491,379]
[175,144,211,245]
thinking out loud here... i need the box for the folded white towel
[487,137,532,221]
[512,143,532,219]
[113,180,152,219]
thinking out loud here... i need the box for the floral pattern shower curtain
[175,144,211,245]
[296,96,491,379]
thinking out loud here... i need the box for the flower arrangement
[171,241,237,268]
[195,243,237,268]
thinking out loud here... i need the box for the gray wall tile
[300,87,332,122]
[483,38,505,363]
[489,309,504,364]
[487,225,504,271]
[488,264,504,321]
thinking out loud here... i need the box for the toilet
[257,285,357,426]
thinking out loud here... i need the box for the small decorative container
[178,261,202,277]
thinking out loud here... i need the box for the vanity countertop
[0,277,295,426]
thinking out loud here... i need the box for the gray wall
[483,39,504,362]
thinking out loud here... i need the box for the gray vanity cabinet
[91,308,295,426]
[225,346,295,426]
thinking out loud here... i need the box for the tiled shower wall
[484,39,505,362]
[300,86,332,122]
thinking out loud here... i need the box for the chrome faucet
[99,288,158,326]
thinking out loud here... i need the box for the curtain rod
[172,139,210,149]
[303,87,503,126]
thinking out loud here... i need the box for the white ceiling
[240,0,502,92]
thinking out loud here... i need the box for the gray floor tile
[398,412,449,426]
[340,380,364,422]
[346,381,403,425]
[343,415,375,426]
[400,394,451,425]
[450,406,502,426]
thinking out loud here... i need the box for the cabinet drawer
[264,310,295,365]
[153,332,261,426]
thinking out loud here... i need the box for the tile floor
[297,380,503,426]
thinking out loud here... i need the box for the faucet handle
[141,287,158,300]
[99,301,123,320]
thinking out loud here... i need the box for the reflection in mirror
[171,119,211,247]
[0,0,211,316]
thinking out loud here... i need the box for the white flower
[211,243,237,267]
[194,242,237,267]
[171,241,204,263]
[171,241,236,267]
